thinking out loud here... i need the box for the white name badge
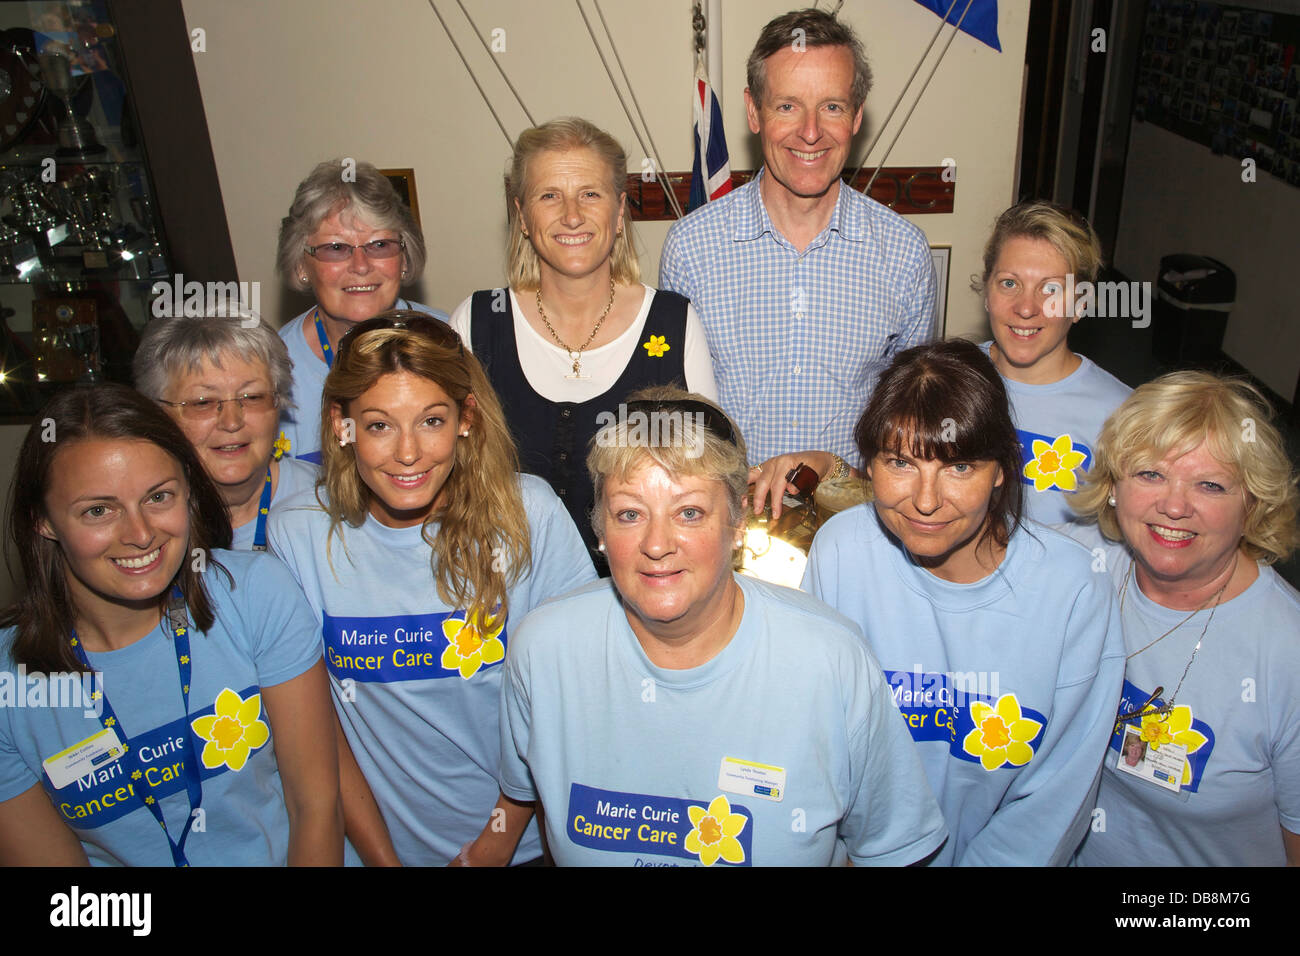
[718,756,786,803]
[42,727,125,790]
[1115,726,1186,793]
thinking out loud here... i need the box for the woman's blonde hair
[1075,370,1299,564]
[318,311,531,623]
[586,385,748,541]
[971,200,1103,294]
[506,117,639,292]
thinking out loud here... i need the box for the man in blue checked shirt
[660,8,937,516]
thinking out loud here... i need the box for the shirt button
[793,365,801,375]
[792,420,799,428]
[560,408,572,419]
[558,488,568,497]
[558,452,568,461]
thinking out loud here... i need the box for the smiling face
[333,370,470,528]
[39,438,190,619]
[516,147,625,285]
[1113,440,1248,596]
[986,236,1080,384]
[302,207,406,326]
[867,443,1005,583]
[745,44,863,205]
[162,352,278,503]
[601,462,741,650]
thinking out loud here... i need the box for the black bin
[1152,254,1236,368]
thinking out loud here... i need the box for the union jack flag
[688,64,732,212]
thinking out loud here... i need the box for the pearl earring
[1108,496,1116,507]
[597,542,606,553]
[460,430,469,437]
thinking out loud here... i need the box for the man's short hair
[746,8,873,110]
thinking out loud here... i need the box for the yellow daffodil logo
[441,612,505,679]
[642,334,670,358]
[1139,706,1207,785]
[273,432,291,461]
[191,688,270,771]
[684,794,747,866]
[963,693,1043,771]
[1023,434,1087,492]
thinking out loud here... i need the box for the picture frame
[930,244,952,335]
[380,168,421,229]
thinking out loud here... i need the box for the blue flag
[912,0,1001,52]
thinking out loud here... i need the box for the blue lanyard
[69,589,204,867]
[313,308,333,369]
[250,466,274,552]
[315,300,410,370]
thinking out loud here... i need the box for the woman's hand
[261,660,344,866]
[447,793,535,866]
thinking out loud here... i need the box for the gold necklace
[1114,554,1236,724]
[535,277,616,378]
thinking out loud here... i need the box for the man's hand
[749,450,837,519]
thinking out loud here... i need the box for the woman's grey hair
[133,312,294,409]
[276,159,426,290]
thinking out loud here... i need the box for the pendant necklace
[1114,554,1236,724]
[535,277,616,379]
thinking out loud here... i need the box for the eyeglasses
[336,311,465,361]
[158,393,278,421]
[304,238,405,262]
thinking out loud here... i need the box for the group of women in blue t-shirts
[1,134,1296,867]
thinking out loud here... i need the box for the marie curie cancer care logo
[567,783,753,866]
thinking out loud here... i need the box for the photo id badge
[1114,726,1185,793]
[42,727,125,790]
[718,756,786,802]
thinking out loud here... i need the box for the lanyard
[250,466,274,552]
[315,299,410,369]
[69,589,204,867]
[313,308,333,369]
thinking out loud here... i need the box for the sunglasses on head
[335,311,465,361]
[623,398,738,447]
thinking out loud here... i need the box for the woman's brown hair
[1,385,231,674]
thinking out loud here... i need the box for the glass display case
[0,0,173,417]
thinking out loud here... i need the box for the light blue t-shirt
[277,300,448,464]
[1063,524,1300,866]
[981,343,1131,525]
[268,474,596,865]
[499,574,948,866]
[803,506,1126,865]
[230,457,319,551]
[0,550,324,866]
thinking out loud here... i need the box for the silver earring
[299,275,310,285]
[1108,495,1116,507]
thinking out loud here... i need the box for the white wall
[180,0,1029,337]
[0,1,1031,608]
[1115,122,1300,398]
